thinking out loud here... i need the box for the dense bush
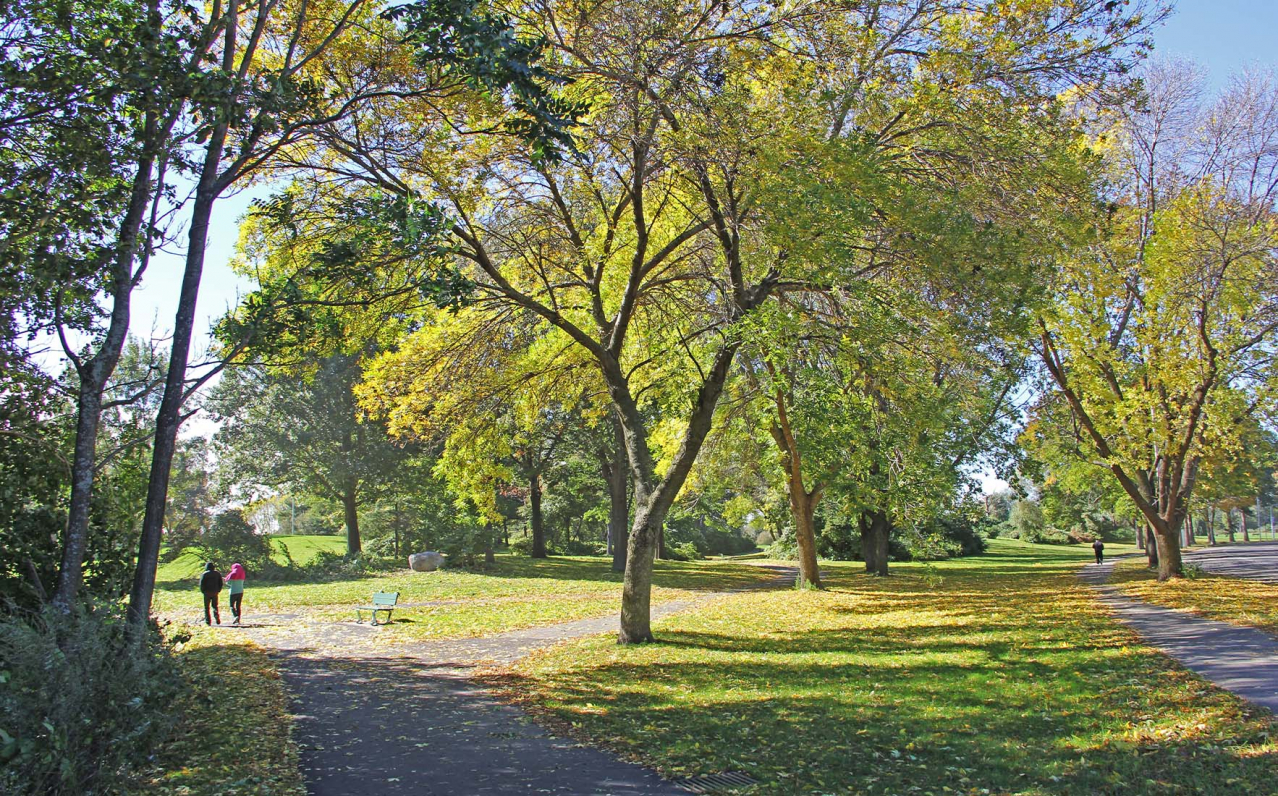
[0,606,181,795]
[664,541,702,562]
[508,534,537,556]
[664,502,758,557]
[1008,500,1046,541]
[191,509,278,574]
[556,539,608,556]
[305,548,397,576]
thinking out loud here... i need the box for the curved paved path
[1079,559,1278,713]
[239,565,797,795]
[1184,541,1278,583]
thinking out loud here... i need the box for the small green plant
[793,573,821,591]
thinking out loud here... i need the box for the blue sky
[1154,0,1278,88]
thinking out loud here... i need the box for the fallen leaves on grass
[1109,559,1278,638]
[487,540,1278,796]
[124,625,304,796]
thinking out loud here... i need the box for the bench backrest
[372,591,399,607]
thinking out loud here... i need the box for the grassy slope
[154,550,780,641]
[157,535,349,581]
[494,540,1277,796]
[1110,557,1278,637]
[126,626,304,796]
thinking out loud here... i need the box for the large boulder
[408,551,446,572]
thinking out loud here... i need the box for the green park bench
[355,591,399,626]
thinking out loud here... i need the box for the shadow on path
[250,564,798,796]
[276,653,683,795]
[1080,559,1278,713]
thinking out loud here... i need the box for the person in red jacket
[199,562,223,625]
[225,562,247,625]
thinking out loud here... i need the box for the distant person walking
[226,562,247,625]
[200,562,224,625]
[1092,539,1105,565]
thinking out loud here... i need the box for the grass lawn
[157,534,350,580]
[491,539,1277,795]
[154,548,781,642]
[125,625,303,796]
[1110,557,1278,638]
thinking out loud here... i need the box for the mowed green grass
[157,534,349,581]
[154,543,781,641]
[493,539,1277,795]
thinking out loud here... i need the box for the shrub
[0,606,181,795]
[1009,500,1046,541]
[509,535,537,556]
[194,509,275,574]
[766,533,798,560]
[557,539,608,556]
[306,548,397,576]
[1067,527,1099,544]
[664,541,702,562]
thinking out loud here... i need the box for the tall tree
[211,354,412,555]
[2,0,200,609]
[1035,63,1278,579]
[127,0,580,625]
[289,0,1159,641]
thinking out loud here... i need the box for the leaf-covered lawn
[1110,557,1278,638]
[154,553,781,642]
[125,625,304,796]
[492,540,1277,795]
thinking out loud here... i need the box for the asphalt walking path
[238,565,798,796]
[1079,558,1278,714]
[1184,540,1278,583]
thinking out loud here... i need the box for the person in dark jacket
[1092,539,1105,565]
[200,562,223,625]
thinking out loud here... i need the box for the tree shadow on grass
[487,635,1278,796]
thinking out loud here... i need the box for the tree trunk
[54,391,106,609]
[342,486,361,555]
[1145,524,1159,569]
[1184,515,1194,548]
[529,471,547,558]
[619,493,662,643]
[607,451,628,572]
[1207,509,1217,545]
[1227,509,1237,543]
[860,510,890,577]
[1243,507,1251,542]
[612,339,741,644]
[127,182,221,628]
[768,391,821,588]
[52,133,159,610]
[1136,518,1145,550]
[790,489,821,587]
[1152,523,1183,581]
